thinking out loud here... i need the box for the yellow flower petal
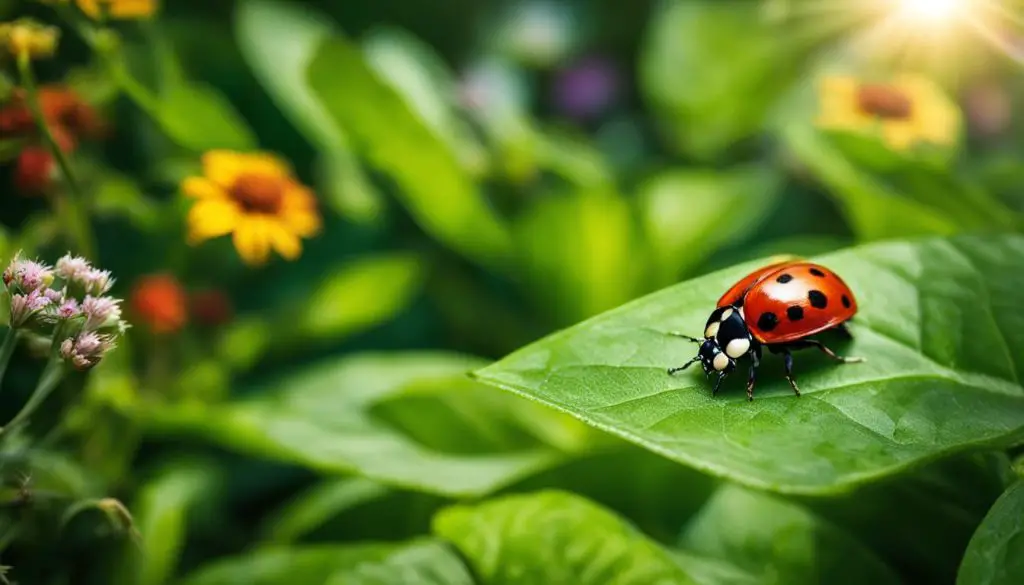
[182,177,227,200]
[232,217,272,266]
[187,199,241,244]
[202,150,290,188]
[76,0,157,19]
[267,221,302,261]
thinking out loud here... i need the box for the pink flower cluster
[3,251,129,370]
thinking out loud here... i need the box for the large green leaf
[638,165,782,286]
[956,480,1024,585]
[433,490,747,585]
[639,1,811,160]
[473,234,1024,494]
[157,82,257,152]
[680,483,900,585]
[139,352,590,497]
[178,543,396,585]
[326,539,474,585]
[260,478,392,545]
[234,0,383,222]
[306,35,512,270]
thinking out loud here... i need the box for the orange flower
[129,274,187,334]
[76,0,158,19]
[181,150,321,266]
[0,86,104,139]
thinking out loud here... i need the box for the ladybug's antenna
[666,331,703,344]
[667,356,700,375]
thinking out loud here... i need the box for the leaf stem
[16,52,96,259]
[0,328,19,393]
[0,356,66,438]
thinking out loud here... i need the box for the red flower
[130,274,188,334]
[189,289,233,327]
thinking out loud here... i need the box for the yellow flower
[0,19,59,59]
[182,151,322,266]
[815,74,959,151]
[76,0,158,19]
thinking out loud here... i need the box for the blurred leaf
[473,234,1024,495]
[679,483,901,585]
[638,164,782,286]
[803,452,1014,584]
[363,27,488,176]
[433,490,749,585]
[514,191,644,325]
[534,128,614,190]
[157,82,257,151]
[784,126,962,240]
[326,539,474,585]
[178,543,396,585]
[260,478,392,545]
[288,253,425,345]
[235,0,383,223]
[90,173,162,231]
[640,1,811,160]
[957,480,1024,585]
[139,352,586,497]
[307,35,513,270]
[124,460,222,585]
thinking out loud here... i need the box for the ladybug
[667,260,864,401]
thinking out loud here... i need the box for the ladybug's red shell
[722,260,858,344]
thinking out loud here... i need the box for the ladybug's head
[696,337,735,376]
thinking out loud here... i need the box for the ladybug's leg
[667,356,700,375]
[712,371,728,396]
[791,339,865,364]
[746,345,762,401]
[780,348,802,397]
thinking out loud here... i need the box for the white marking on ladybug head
[737,306,745,320]
[720,308,734,321]
[704,321,720,338]
[725,338,751,359]
[713,352,730,371]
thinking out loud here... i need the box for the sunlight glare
[897,0,963,22]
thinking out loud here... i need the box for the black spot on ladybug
[842,295,851,308]
[786,306,804,321]
[808,290,828,309]
[809,268,826,277]
[757,312,779,331]
[776,274,793,284]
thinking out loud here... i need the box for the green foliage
[474,234,1024,494]
[956,480,1024,585]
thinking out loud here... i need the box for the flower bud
[0,19,59,60]
[60,331,116,370]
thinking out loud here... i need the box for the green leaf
[326,539,474,585]
[433,490,738,585]
[638,165,782,286]
[306,35,513,270]
[123,460,222,585]
[235,0,383,222]
[260,478,392,544]
[157,82,257,151]
[363,27,488,176]
[90,173,162,231]
[178,543,396,585]
[639,1,811,160]
[513,191,645,325]
[680,483,901,585]
[473,234,1024,494]
[957,480,1024,585]
[139,352,587,497]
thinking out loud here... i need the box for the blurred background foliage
[0,0,1022,583]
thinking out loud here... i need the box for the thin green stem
[0,329,19,393]
[0,357,65,437]
[16,52,97,259]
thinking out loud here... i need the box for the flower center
[230,174,284,214]
[856,84,913,120]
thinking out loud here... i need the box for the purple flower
[3,252,55,292]
[60,331,116,371]
[552,57,621,120]
[54,254,91,283]
[10,289,52,326]
[83,268,114,295]
[81,295,122,330]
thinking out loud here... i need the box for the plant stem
[0,328,19,392]
[16,52,97,259]
[0,357,65,437]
